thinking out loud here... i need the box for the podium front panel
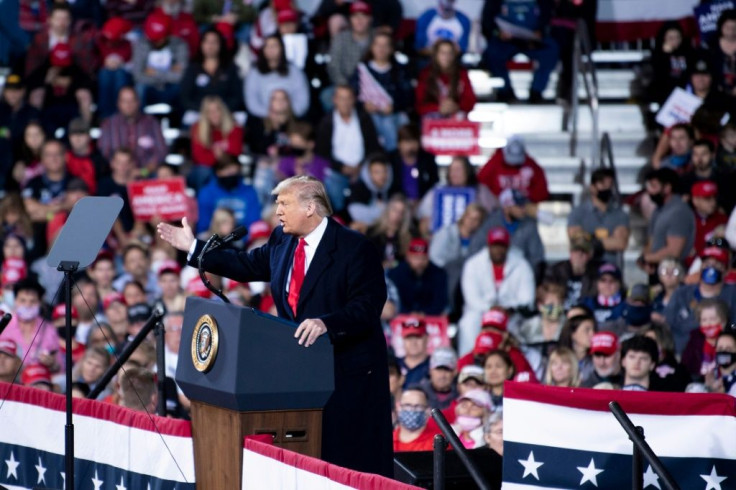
[176,297,334,412]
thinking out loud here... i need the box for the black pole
[154,311,166,416]
[632,426,644,490]
[87,306,165,400]
[433,434,447,490]
[58,261,79,490]
[608,402,680,490]
[430,409,491,490]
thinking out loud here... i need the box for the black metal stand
[197,236,230,304]
[57,260,79,490]
[608,401,680,490]
[433,434,448,490]
[87,306,165,400]
[430,409,491,490]
[154,312,167,416]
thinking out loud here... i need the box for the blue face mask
[668,153,690,168]
[623,304,652,327]
[701,267,723,285]
[398,409,427,431]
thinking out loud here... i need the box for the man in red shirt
[393,387,439,452]
[691,181,728,260]
[477,135,549,205]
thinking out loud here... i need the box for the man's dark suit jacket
[190,217,393,476]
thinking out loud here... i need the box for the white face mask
[15,304,40,322]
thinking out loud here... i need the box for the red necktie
[287,238,306,315]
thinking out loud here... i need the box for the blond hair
[544,347,580,387]
[197,95,235,147]
[272,176,333,217]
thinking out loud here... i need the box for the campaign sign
[655,87,703,127]
[422,119,481,156]
[390,314,450,357]
[695,0,735,46]
[431,186,476,232]
[128,177,190,221]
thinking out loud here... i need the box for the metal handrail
[608,402,680,490]
[430,409,491,490]
[568,19,600,182]
[599,131,621,197]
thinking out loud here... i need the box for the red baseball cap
[701,246,730,265]
[50,43,72,67]
[52,303,79,322]
[1,258,27,288]
[691,181,718,198]
[481,309,508,331]
[102,292,126,310]
[277,9,299,24]
[187,276,212,298]
[248,220,272,244]
[157,259,182,277]
[407,238,429,255]
[22,363,52,387]
[101,17,133,41]
[0,338,18,358]
[473,330,504,356]
[487,227,510,247]
[401,317,427,337]
[350,1,372,15]
[590,331,618,356]
[144,11,172,43]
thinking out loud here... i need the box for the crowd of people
[0,0,735,467]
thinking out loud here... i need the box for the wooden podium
[176,297,335,489]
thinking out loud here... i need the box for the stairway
[460,58,653,284]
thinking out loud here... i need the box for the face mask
[623,304,652,327]
[539,303,563,321]
[716,351,736,368]
[700,323,723,339]
[57,325,77,339]
[15,304,40,322]
[289,147,307,158]
[596,189,613,204]
[648,192,665,207]
[217,175,240,190]
[455,415,482,432]
[701,267,723,285]
[398,409,427,431]
[668,153,689,168]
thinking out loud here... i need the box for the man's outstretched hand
[157,217,195,252]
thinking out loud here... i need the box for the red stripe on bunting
[0,381,192,437]
[504,381,736,417]
[243,438,421,490]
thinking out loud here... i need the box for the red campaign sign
[421,119,481,156]
[128,177,191,221]
[389,314,450,357]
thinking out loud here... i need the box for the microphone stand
[197,234,230,304]
[87,306,166,400]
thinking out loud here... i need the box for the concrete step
[468,103,645,135]
[469,69,637,101]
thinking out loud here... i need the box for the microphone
[0,313,12,336]
[218,226,248,246]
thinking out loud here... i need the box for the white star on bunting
[5,451,19,480]
[700,465,727,490]
[577,458,604,487]
[35,456,47,485]
[92,469,104,490]
[643,465,661,489]
[518,451,544,480]
[116,475,128,490]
